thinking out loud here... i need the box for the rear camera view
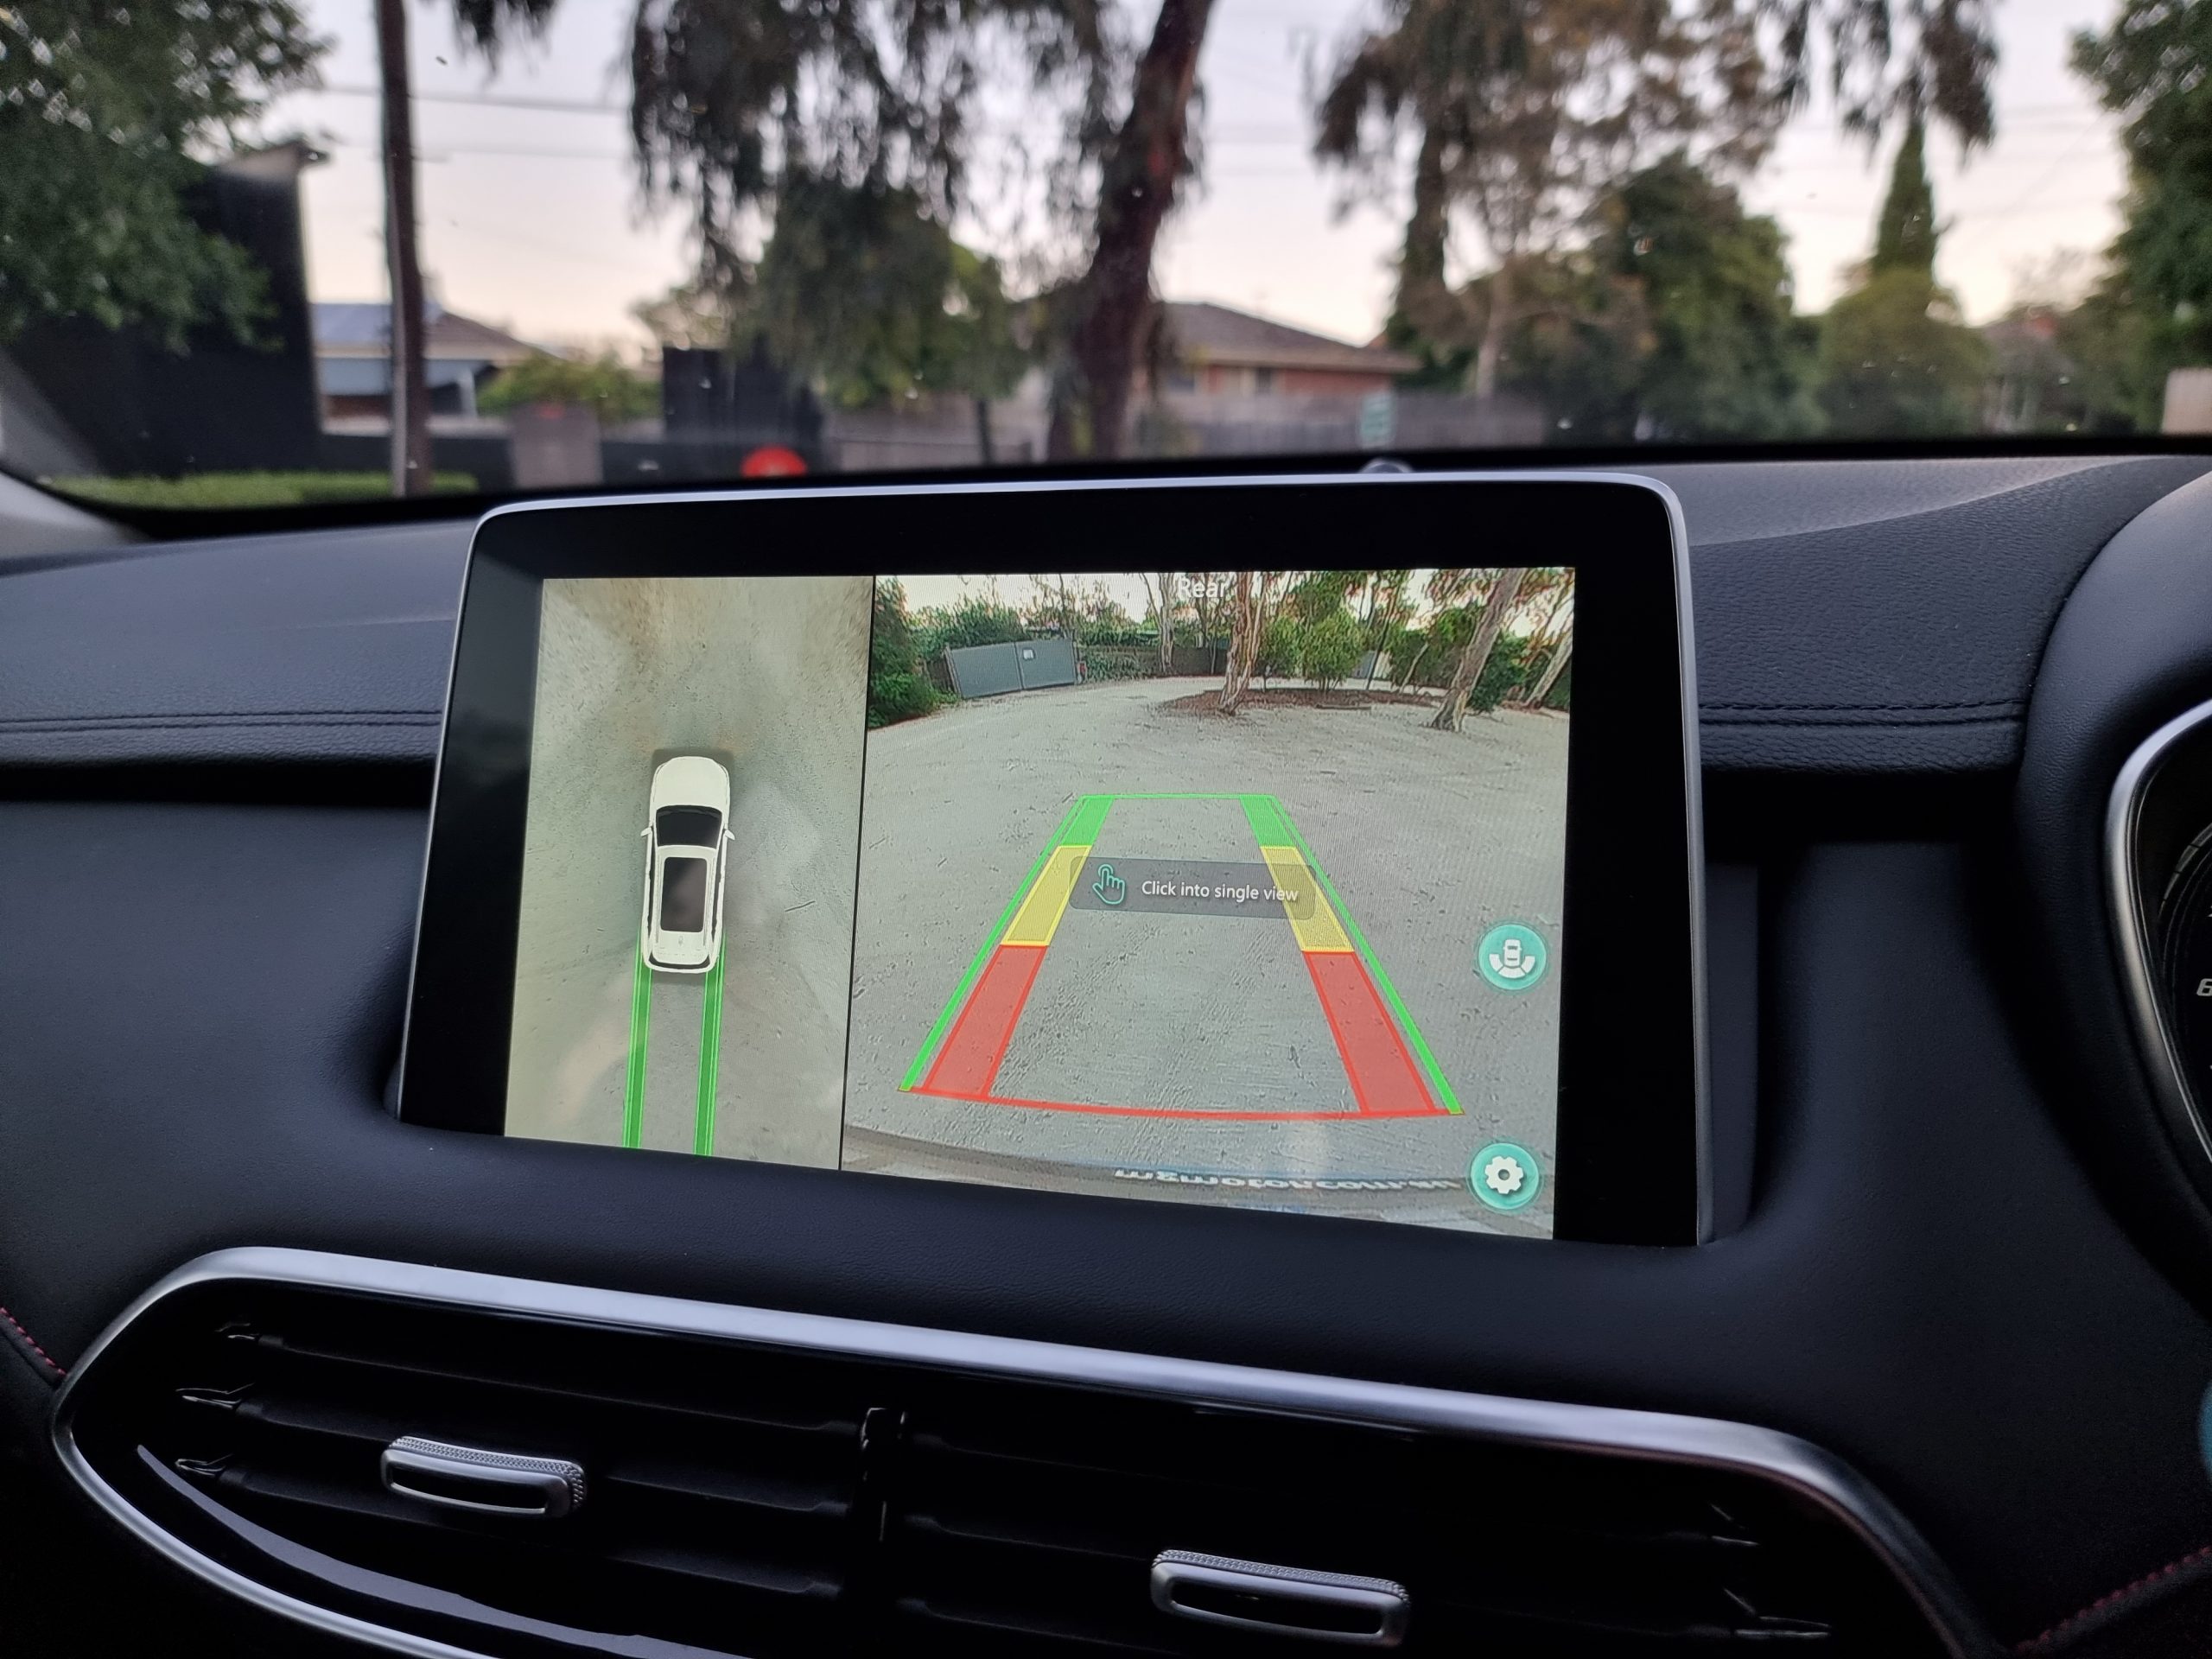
[505,569,1569,1236]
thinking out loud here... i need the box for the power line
[308,81,625,113]
[293,79,2109,143]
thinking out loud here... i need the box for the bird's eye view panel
[15,0,2212,1656]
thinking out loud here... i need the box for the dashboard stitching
[0,713,442,728]
[1702,713,2019,728]
[0,1301,65,1385]
[2016,1541,2212,1651]
[1703,699,2024,713]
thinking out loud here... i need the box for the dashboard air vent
[881,1373,1942,1656]
[61,1268,1955,1659]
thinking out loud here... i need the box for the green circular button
[1476,923,1548,991]
[1471,1141,1542,1211]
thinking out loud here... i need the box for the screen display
[503,571,1570,1236]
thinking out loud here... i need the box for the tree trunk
[1430,567,1530,731]
[1219,569,1264,713]
[1156,570,1175,674]
[1529,632,1573,704]
[376,0,432,497]
[1398,124,1454,339]
[973,396,995,465]
[1470,255,1515,404]
[1061,0,1216,460]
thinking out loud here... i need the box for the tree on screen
[1429,567,1532,732]
[1219,571,1289,714]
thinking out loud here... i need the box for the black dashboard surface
[1,455,2202,774]
[10,454,2212,1656]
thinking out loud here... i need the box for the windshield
[655,805,722,847]
[4,0,2200,511]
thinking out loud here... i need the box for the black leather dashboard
[11,454,2212,1656]
[2,456,2203,775]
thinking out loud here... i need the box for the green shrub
[48,472,477,509]
[1466,634,1537,715]
[868,578,946,728]
[1082,647,1150,681]
[1258,613,1303,681]
[1300,609,1363,689]
[915,594,1027,656]
[1541,660,1572,710]
[868,671,940,728]
[480,352,658,424]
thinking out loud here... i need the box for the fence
[943,638,1079,698]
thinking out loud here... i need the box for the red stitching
[2018,1541,2212,1650]
[0,1303,65,1379]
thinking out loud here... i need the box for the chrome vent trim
[51,1246,1993,1659]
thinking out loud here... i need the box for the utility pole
[377,0,433,496]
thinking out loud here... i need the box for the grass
[46,471,479,510]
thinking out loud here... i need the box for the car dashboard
[10,452,2212,1659]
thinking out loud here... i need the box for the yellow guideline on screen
[1001,844,1093,946]
[1258,846,1352,954]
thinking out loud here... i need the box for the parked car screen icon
[642,756,733,974]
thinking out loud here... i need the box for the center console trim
[53,1246,1990,1658]
[2107,700,2212,1205]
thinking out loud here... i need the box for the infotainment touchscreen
[402,478,1704,1243]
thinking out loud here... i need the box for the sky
[268,0,2127,353]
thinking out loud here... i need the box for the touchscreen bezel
[398,473,1706,1245]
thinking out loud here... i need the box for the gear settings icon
[1470,1141,1541,1211]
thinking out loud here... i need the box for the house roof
[1162,301,1419,376]
[312,302,538,365]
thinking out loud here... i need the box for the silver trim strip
[1150,1550,1408,1647]
[52,1248,1990,1658]
[401,470,1713,1241]
[2107,700,2212,1181]
[380,1437,585,1519]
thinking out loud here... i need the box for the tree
[1258,612,1304,685]
[1529,627,1573,704]
[374,0,434,496]
[1219,571,1287,713]
[1314,0,1784,402]
[1431,568,1532,732]
[1874,118,1939,274]
[1591,157,1821,438]
[480,353,659,424]
[627,0,1112,310]
[1319,0,1998,402]
[0,3,322,346]
[1301,609,1364,689]
[868,578,941,728]
[1052,0,1216,457]
[2072,0,2212,423]
[625,0,1236,463]
[1139,572,1179,672]
[1816,116,1991,436]
[746,181,1028,410]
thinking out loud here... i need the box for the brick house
[1152,302,1418,399]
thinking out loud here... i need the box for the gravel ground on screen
[845,677,1567,1234]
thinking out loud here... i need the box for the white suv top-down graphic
[641,755,733,974]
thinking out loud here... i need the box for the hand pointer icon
[1092,863,1127,906]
